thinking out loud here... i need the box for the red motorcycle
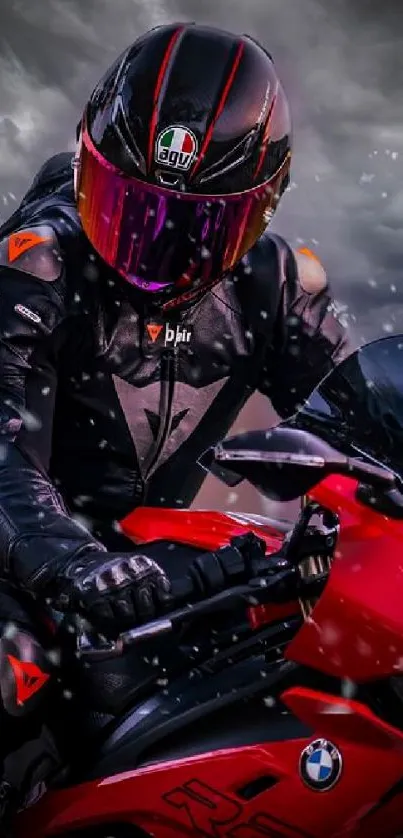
[15,334,403,837]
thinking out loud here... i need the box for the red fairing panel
[287,475,403,681]
[16,692,403,837]
[120,507,284,553]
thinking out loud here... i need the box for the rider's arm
[258,243,354,418]
[0,226,105,594]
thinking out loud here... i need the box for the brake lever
[76,567,298,662]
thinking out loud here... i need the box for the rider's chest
[58,294,259,478]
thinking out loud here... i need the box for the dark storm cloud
[0,0,402,339]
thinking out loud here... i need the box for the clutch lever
[76,565,297,662]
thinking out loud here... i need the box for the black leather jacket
[0,152,351,590]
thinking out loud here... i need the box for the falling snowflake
[320,621,341,646]
[227,491,238,505]
[359,173,375,184]
[341,679,356,699]
[46,648,62,667]
[19,407,42,431]
[327,300,350,328]
[356,637,372,657]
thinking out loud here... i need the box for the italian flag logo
[155,125,198,171]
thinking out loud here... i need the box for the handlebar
[74,506,336,663]
[76,567,298,662]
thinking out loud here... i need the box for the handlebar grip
[164,546,249,609]
[168,574,198,603]
[168,538,272,606]
[190,545,246,594]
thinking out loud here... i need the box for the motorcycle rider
[0,21,351,825]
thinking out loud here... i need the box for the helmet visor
[76,122,289,293]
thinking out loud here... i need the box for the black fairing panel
[65,657,310,784]
[68,695,309,784]
[136,699,310,768]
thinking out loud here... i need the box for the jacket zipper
[141,347,178,478]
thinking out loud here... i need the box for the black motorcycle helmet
[74,22,292,308]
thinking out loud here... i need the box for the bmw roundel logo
[299,738,343,791]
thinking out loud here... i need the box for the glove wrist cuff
[26,543,103,596]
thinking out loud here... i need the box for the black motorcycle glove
[47,551,173,635]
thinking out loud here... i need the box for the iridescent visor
[77,125,286,292]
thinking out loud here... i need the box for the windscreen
[295,335,403,478]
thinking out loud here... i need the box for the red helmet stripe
[147,25,186,173]
[190,40,245,178]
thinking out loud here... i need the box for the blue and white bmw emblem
[299,738,342,791]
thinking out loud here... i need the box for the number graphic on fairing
[162,780,313,837]
[163,780,242,836]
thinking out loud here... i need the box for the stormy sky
[1,0,403,339]
[0,0,402,513]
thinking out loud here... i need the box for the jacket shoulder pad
[0,224,63,282]
[293,246,327,293]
